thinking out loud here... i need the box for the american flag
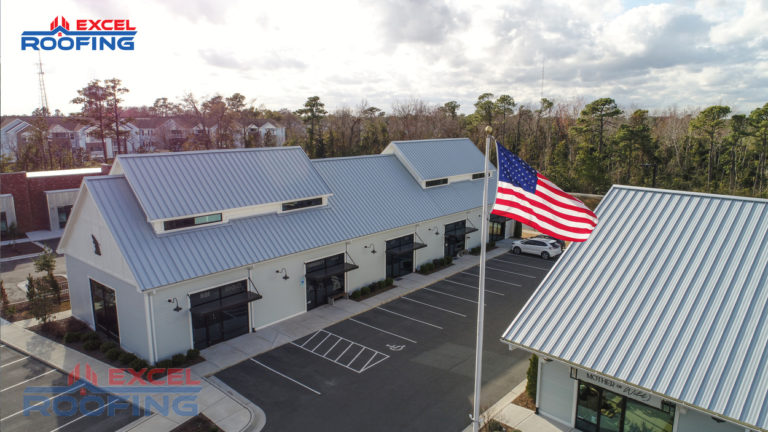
[491,143,597,242]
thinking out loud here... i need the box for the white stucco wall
[538,359,575,426]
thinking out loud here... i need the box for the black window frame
[0,212,7,233]
[281,197,323,212]
[163,213,222,231]
[57,205,73,229]
[425,178,448,187]
[472,172,487,179]
[90,279,119,341]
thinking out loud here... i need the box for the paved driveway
[216,252,553,431]
[0,344,144,432]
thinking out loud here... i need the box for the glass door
[599,390,624,432]
[576,382,600,432]
[90,280,119,341]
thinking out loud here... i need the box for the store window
[58,205,73,229]
[576,381,674,432]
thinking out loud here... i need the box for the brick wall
[0,164,110,233]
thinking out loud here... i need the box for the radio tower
[37,52,50,115]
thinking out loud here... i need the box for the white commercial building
[502,186,768,432]
[60,138,513,364]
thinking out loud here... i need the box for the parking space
[216,252,553,431]
[0,345,144,432]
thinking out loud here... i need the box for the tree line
[5,79,767,198]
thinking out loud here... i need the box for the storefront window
[623,399,674,432]
[576,381,674,432]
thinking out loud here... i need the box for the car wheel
[512,247,521,255]
[541,251,550,260]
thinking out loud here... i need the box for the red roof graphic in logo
[67,363,97,395]
[50,16,70,36]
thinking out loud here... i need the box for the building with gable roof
[502,186,768,432]
[59,138,511,363]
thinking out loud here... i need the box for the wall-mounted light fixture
[428,226,441,235]
[364,243,377,254]
[276,268,289,280]
[167,298,182,312]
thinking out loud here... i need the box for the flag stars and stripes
[491,143,598,242]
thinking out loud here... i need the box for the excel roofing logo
[21,16,137,51]
[22,363,201,417]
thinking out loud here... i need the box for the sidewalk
[464,380,576,432]
[1,239,521,432]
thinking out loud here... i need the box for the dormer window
[164,213,222,231]
[425,178,448,187]
[282,198,323,212]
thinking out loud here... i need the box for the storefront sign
[576,369,662,409]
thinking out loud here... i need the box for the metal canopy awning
[190,291,262,317]
[385,242,427,256]
[464,227,478,234]
[305,262,359,280]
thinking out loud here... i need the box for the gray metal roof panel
[388,138,491,181]
[85,153,496,291]
[116,147,332,221]
[502,186,768,431]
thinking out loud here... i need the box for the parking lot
[216,252,554,431]
[0,344,144,432]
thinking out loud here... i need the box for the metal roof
[384,138,491,181]
[502,186,768,432]
[113,147,332,221]
[84,153,496,291]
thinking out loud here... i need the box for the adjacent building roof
[111,147,332,221]
[84,149,495,291]
[502,186,768,432]
[383,138,491,182]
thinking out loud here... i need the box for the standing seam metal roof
[502,186,768,432]
[84,153,496,291]
[387,138,491,181]
[115,147,332,221]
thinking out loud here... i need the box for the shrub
[350,290,361,300]
[129,358,149,372]
[83,339,101,351]
[172,353,186,367]
[488,241,496,248]
[156,359,173,370]
[385,277,393,287]
[526,354,538,400]
[445,256,452,265]
[360,286,370,296]
[63,332,81,344]
[100,341,117,354]
[119,351,138,365]
[186,349,200,361]
[83,331,100,341]
[106,347,123,361]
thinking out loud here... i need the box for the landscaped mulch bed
[351,284,397,301]
[1,276,70,322]
[511,391,536,410]
[481,419,520,432]
[416,262,453,275]
[171,413,221,432]
[28,316,205,374]
[1,242,43,258]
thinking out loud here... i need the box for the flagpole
[472,126,493,432]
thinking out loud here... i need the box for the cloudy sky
[1,0,766,116]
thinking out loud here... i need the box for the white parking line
[292,330,390,373]
[48,398,121,432]
[486,265,536,278]
[1,382,86,422]
[1,369,58,392]
[251,359,321,395]
[422,287,480,304]
[491,257,551,270]
[442,279,505,296]
[377,307,443,329]
[1,356,30,368]
[349,318,417,344]
[402,296,467,317]
[460,271,521,287]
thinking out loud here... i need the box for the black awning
[385,242,427,256]
[190,291,262,317]
[464,227,479,234]
[306,262,359,281]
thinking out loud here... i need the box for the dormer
[111,147,333,234]
[382,138,494,188]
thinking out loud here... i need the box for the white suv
[510,238,562,260]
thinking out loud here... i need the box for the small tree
[26,275,55,324]
[526,354,538,401]
[1,280,10,310]
[34,248,60,303]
